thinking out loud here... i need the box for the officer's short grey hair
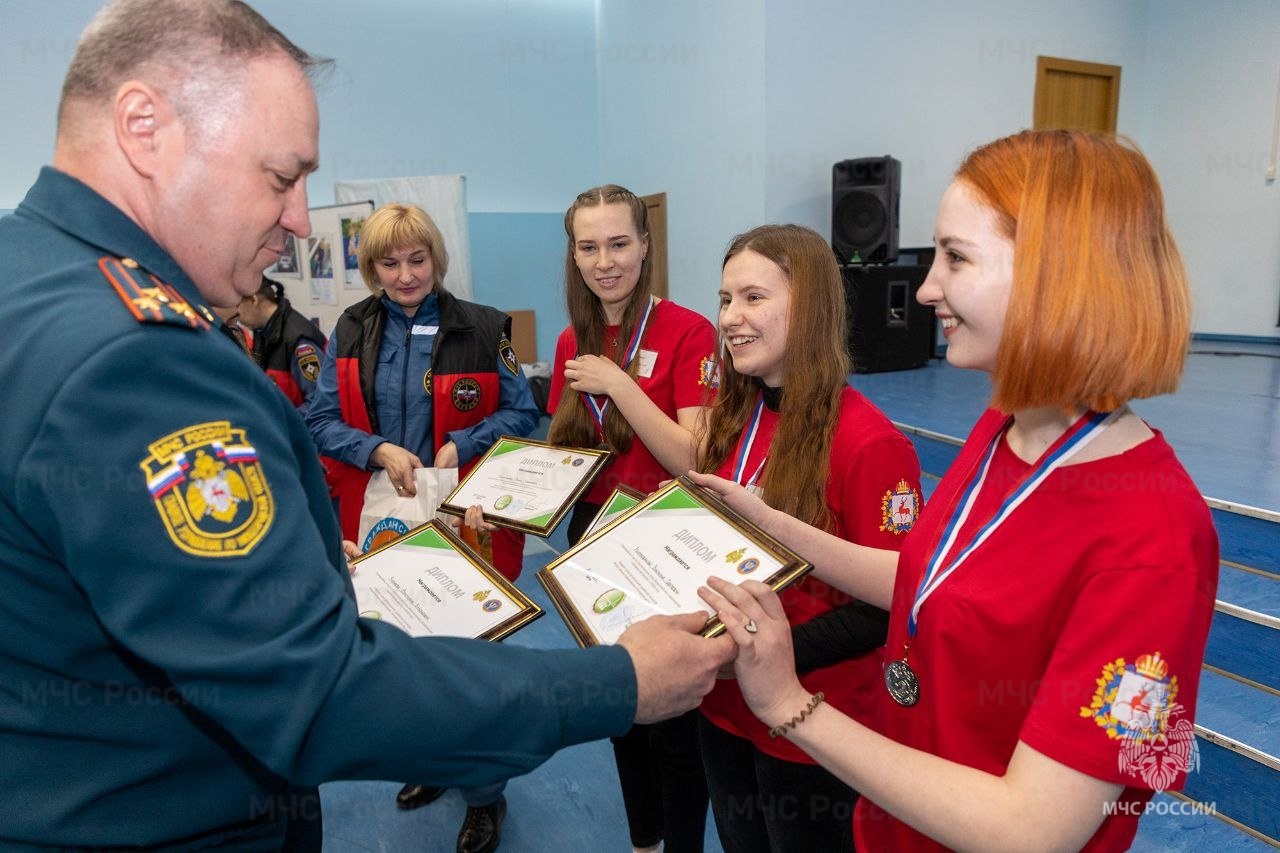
[58,0,330,136]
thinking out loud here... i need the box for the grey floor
[322,341,1280,852]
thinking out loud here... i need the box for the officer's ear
[113,80,183,180]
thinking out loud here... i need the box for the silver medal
[884,658,920,706]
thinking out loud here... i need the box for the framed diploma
[348,519,541,641]
[582,485,646,539]
[438,436,611,537]
[537,476,811,648]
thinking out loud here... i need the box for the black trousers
[612,710,710,851]
[566,500,603,548]
[699,714,856,853]
[569,502,710,850]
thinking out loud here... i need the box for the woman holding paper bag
[547,184,718,853]
[305,203,539,847]
[306,203,538,569]
[695,131,1218,852]
[691,224,921,853]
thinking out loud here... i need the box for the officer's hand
[617,613,735,724]
[370,442,425,496]
[433,441,459,469]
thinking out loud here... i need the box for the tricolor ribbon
[908,409,1120,637]
[581,296,656,436]
[731,394,768,487]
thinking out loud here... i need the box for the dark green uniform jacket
[0,167,635,849]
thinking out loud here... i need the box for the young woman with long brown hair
[696,224,921,853]
[548,184,718,540]
[546,184,719,853]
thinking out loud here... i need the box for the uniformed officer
[0,1,732,848]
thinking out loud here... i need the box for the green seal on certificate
[439,436,613,537]
[593,589,626,613]
[538,476,811,648]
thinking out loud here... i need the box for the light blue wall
[1141,0,1280,337]
[761,0,1151,245]
[245,0,599,212]
[596,0,767,322]
[3,1,1276,336]
[0,0,599,213]
[469,212,566,361]
[250,0,599,211]
[0,1,101,207]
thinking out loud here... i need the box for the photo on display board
[341,216,364,271]
[341,216,367,290]
[307,234,338,306]
[268,234,301,279]
[309,235,333,279]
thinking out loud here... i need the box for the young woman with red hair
[694,130,1218,851]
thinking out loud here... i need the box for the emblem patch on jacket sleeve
[1080,652,1196,791]
[499,336,520,376]
[879,479,920,534]
[296,343,321,383]
[139,421,274,556]
[698,355,720,389]
[1080,653,1181,741]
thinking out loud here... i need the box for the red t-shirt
[700,385,922,762]
[548,299,717,502]
[856,408,1219,851]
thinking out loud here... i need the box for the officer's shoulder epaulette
[98,256,212,331]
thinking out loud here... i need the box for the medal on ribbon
[887,409,1120,707]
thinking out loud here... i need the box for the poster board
[335,175,472,301]
[266,200,374,337]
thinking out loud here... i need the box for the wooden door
[1033,56,1121,133]
[641,192,668,300]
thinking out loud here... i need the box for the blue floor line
[849,348,1280,513]
[1195,669,1280,759]
[1216,564,1280,619]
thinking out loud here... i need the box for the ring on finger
[744,618,758,634]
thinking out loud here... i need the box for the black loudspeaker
[843,265,934,373]
[832,157,901,264]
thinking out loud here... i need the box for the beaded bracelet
[767,691,826,739]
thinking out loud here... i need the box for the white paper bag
[357,468,458,552]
